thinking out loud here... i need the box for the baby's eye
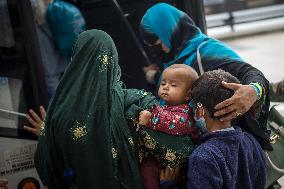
[171,83,177,87]
[160,82,166,86]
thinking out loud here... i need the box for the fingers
[161,167,180,180]
[29,109,42,123]
[222,81,241,91]
[219,110,243,122]
[26,114,40,128]
[40,106,46,120]
[214,104,238,117]
[23,125,39,136]
[214,97,234,110]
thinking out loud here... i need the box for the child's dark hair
[191,69,240,119]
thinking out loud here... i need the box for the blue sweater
[187,127,266,189]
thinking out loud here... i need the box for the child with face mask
[138,64,201,189]
[188,69,266,189]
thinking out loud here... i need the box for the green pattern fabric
[35,29,157,189]
[138,127,196,169]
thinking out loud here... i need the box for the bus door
[0,0,47,188]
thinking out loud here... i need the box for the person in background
[186,69,266,189]
[30,0,69,97]
[140,3,271,150]
[138,64,199,189]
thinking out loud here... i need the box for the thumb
[221,81,241,91]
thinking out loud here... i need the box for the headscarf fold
[35,29,157,188]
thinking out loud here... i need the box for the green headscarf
[35,29,157,188]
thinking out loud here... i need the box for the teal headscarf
[35,29,157,188]
[140,3,243,69]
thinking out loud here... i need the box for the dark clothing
[141,3,271,150]
[141,157,161,189]
[187,127,266,189]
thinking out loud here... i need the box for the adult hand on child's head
[24,106,46,136]
[0,178,8,189]
[160,166,180,182]
[138,110,152,125]
[214,81,257,121]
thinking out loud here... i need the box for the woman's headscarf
[140,3,243,70]
[140,3,271,150]
[35,29,157,188]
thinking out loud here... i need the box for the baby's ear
[186,90,192,101]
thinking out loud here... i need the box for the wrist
[249,82,262,101]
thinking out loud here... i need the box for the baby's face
[158,68,192,106]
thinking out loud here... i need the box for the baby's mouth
[161,93,168,97]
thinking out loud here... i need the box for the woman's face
[158,68,190,106]
[153,39,170,53]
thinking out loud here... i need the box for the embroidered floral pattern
[70,121,87,141]
[165,149,176,161]
[128,137,134,146]
[144,133,156,149]
[112,148,118,159]
[138,129,195,168]
[96,50,113,72]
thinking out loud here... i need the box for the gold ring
[236,112,242,117]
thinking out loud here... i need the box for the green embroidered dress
[35,30,157,189]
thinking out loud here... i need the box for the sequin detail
[112,148,118,159]
[144,133,156,149]
[39,121,45,136]
[70,121,87,141]
[128,137,134,146]
[96,50,113,72]
[169,123,175,129]
[165,149,176,161]
[152,116,159,124]
[180,116,185,123]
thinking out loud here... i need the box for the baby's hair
[165,64,199,88]
[191,69,240,119]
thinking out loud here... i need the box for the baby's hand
[139,110,152,125]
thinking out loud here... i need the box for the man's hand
[214,81,257,121]
[139,110,152,125]
[24,106,46,136]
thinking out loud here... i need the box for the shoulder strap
[196,41,207,75]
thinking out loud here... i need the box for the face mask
[148,43,174,63]
[195,117,208,134]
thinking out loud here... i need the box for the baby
[138,64,199,189]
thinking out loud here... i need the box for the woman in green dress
[35,29,157,189]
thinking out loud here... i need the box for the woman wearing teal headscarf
[140,3,271,150]
[34,29,158,188]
